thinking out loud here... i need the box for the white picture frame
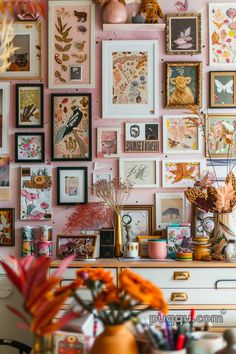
[155,192,186,230]
[163,115,202,154]
[162,159,205,188]
[48,0,95,89]
[0,83,10,154]
[119,158,159,188]
[97,127,121,158]
[102,40,158,119]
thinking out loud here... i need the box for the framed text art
[16,83,44,128]
[97,127,121,158]
[0,22,41,80]
[48,0,95,89]
[51,93,92,161]
[57,167,88,205]
[0,83,10,154]
[209,71,236,108]
[15,133,45,163]
[125,122,159,153]
[0,208,15,246]
[102,40,158,119]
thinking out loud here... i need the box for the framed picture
[97,127,121,158]
[207,114,236,157]
[166,13,202,55]
[0,22,41,80]
[120,205,155,242]
[0,83,10,154]
[0,155,10,201]
[57,167,88,205]
[125,123,159,153]
[209,3,236,66]
[165,62,202,108]
[162,159,205,188]
[155,193,186,230]
[48,0,95,89]
[92,172,113,194]
[163,115,201,154]
[102,40,158,119]
[51,93,92,161]
[15,133,45,163]
[16,84,44,127]
[0,208,15,246]
[209,72,236,108]
[167,224,191,258]
[20,165,52,221]
[136,235,161,258]
[119,158,159,188]
[56,235,97,259]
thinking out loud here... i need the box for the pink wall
[0,0,230,257]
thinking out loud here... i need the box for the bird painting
[55,107,83,144]
[175,0,188,12]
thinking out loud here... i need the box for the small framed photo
[97,127,121,158]
[162,159,205,188]
[15,133,45,163]
[51,93,92,161]
[0,155,10,201]
[0,22,41,80]
[165,62,202,108]
[0,208,15,246]
[70,66,82,81]
[137,235,161,258]
[0,83,10,154]
[57,167,88,205]
[166,13,202,55]
[163,115,201,154]
[209,72,236,108]
[207,114,236,157]
[167,224,191,258]
[155,193,186,230]
[102,40,158,119]
[120,205,155,242]
[125,122,159,153]
[16,84,44,128]
[56,234,97,259]
[119,158,159,188]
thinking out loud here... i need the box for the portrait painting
[155,193,185,229]
[15,133,45,162]
[0,208,15,246]
[57,235,97,259]
[0,155,10,201]
[97,128,120,158]
[125,123,159,153]
[209,71,236,108]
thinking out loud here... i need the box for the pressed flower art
[16,134,44,162]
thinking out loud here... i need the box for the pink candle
[148,240,167,259]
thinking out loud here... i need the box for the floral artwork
[207,114,236,157]
[97,128,120,158]
[112,51,148,105]
[52,94,91,161]
[0,209,15,246]
[15,133,44,162]
[20,166,52,221]
[209,3,236,65]
[57,167,88,204]
[0,155,10,201]
[163,160,203,188]
[167,224,191,258]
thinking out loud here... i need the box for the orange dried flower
[76,268,114,285]
[94,284,119,310]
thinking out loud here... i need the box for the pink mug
[148,240,167,259]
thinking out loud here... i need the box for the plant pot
[103,0,128,24]
[89,323,139,354]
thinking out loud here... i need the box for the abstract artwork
[209,71,236,108]
[0,208,15,246]
[0,156,10,201]
[125,123,159,153]
[97,128,120,158]
[15,133,45,162]
[155,193,186,229]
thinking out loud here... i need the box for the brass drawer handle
[173,271,190,280]
[171,292,188,302]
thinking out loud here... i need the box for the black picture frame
[15,132,45,163]
[51,93,92,161]
[57,167,88,205]
[16,83,44,128]
[0,208,15,246]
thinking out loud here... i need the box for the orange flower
[94,284,119,310]
[76,268,114,286]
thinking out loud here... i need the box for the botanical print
[57,235,97,258]
[0,156,10,201]
[167,225,191,258]
[120,209,150,241]
[209,3,236,65]
[52,94,91,160]
[97,128,120,158]
[20,166,52,221]
[0,209,14,246]
[121,159,158,187]
[16,134,44,162]
[210,72,236,107]
[207,115,236,157]
[112,51,148,105]
[125,123,159,152]
[17,85,43,126]
[156,193,185,229]
[163,160,202,188]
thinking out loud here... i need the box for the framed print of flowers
[0,155,10,201]
[97,127,121,158]
[20,166,52,221]
[0,208,15,246]
[48,0,95,89]
[15,133,45,163]
[0,83,10,154]
[209,3,236,66]
[51,93,92,161]
[209,71,236,108]
[102,40,158,119]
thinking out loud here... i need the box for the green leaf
[64,38,73,43]
[62,27,72,39]
[55,43,64,51]
[63,43,72,51]
[55,24,61,34]
[62,54,69,61]
[55,35,63,42]
[57,16,62,30]
[59,76,66,83]
[55,71,61,77]
[61,65,67,72]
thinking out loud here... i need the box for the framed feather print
[51,93,92,161]
[209,71,236,108]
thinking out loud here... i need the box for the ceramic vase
[89,323,139,354]
[114,213,122,257]
[103,0,128,24]
[214,211,236,241]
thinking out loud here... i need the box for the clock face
[122,214,132,226]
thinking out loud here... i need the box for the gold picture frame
[209,71,236,108]
[136,235,161,258]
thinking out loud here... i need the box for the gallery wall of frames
[0,0,235,256]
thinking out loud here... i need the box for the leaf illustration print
[174,27,193,49]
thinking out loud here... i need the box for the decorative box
[100,245,114,258]
[53,331,86,354]
[100,228,114,246]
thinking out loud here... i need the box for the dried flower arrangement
[0,16,19,73]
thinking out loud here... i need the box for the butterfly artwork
[210,72,236,108]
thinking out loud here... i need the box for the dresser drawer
[125,268,236,289]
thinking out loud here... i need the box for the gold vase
[114,213,122,257]
[31,335,53,354]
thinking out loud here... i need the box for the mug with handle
[121,241,139,258]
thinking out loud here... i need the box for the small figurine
[15,0,39,21]
[175,0,188,13]
[132,12,146,24]
[139,0,164,24]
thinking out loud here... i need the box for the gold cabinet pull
[173,271,190,280]
[171,292,188,302]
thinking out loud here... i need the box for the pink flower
[40,202,49,210]
[29,213,45,220]
[226,58,230,63]
[24,191,39,202]
[226,8,236,19]
[216,49,222,54]
[227,38,232,42]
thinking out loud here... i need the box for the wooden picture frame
[136,235,161,258]
[165,61,202,108]
[56,234,97,259]
[166,13,202,55]
[97,127,121,158]
[48,0,95,89]
[209,71,236,108]
[16,83,44,128]
[0,208,15,246]
[57,167,88,205]
[51,93,92,161]
[0,83,10,154]
[15,132,45,163]
[125,122,159,153]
